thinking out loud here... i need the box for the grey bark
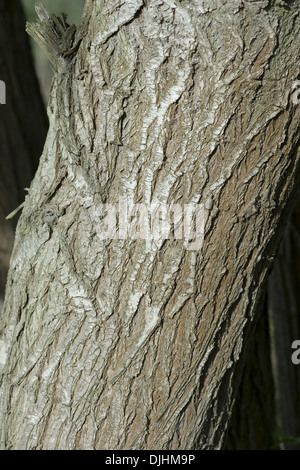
[1,0,300,450]
[0,0,48,306]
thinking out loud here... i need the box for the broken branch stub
[26,2,77,73]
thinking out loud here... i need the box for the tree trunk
[1,0,300,450]
[0,0,48,306]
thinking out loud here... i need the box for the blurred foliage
[21,0,85,102]
[271,427,300,450]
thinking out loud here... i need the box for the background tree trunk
[223,296,277,450]
[267,200,300,449]
[1,0,300,450]
[226,197,300,451]
[0,0,48,307]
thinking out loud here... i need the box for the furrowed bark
[1,0,300,450]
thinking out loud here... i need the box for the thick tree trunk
[0,0,48,306]
[1,0,300,450]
